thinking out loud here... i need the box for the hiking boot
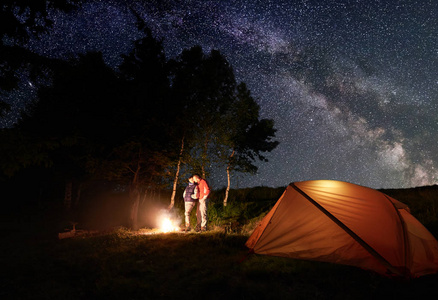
[201,227,207,232]
[181,226,190,232]
[195,225,201,232]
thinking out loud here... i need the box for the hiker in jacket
[192,174,210,231]
[182,176,199,231]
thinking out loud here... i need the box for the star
[2,0,437,189]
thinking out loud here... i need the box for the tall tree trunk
[223,150,235,207]
[169,136,184,209]
[64,179,72,210]
[74,182,82,208]
[201,131,210,179]
[130,188,140,230]
[141,189,148,206]
[130,154,141,230]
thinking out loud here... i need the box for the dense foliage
[0,2,278,229]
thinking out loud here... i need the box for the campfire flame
[159,217,180,233]
[138,209,181,235]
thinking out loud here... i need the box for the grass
[2,184,438,300]
[2,212,438,300]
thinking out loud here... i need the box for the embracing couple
[182,174,210,232]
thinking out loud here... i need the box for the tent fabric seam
[383,194,411,277]
[290,182,403,277]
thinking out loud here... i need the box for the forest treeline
[0,2,278,229]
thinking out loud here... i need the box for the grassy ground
[2,212,438,300]
[2,184,438,300]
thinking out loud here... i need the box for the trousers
[196,198,208,228]
[184,201,197,227]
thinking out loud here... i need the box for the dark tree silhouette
[1,4,279,228]
[170,46,237,177]
[0,0,83,120]
[0,0,82,89]
[217,83,279,205]
[169,46,279,206]
[14,42,175,229]
[13,52,126,210]
[112,24,178,228]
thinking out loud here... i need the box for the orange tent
[246,180,438,278]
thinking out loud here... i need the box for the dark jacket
[184,182,198,202]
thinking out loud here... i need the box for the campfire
[139,209,180,234]
[158,215,180,233]
[135,208,183,235]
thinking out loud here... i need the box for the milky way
[2,0,437,189]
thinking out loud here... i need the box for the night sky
[2,0,437,189]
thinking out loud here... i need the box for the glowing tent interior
[245,180,438,278]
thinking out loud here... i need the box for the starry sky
[2,0,437,189]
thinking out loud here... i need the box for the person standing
[192,174,210,231]
[182,176,199,231]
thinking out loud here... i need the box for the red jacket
[198,179,210,200]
